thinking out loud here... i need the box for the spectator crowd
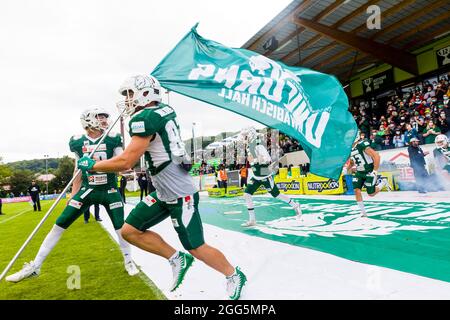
[351,75,450,150]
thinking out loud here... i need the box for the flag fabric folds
[152,24,358,179]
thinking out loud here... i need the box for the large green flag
[152,25,357,179]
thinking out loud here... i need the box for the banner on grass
[152,24,357,179]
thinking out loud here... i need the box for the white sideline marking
[0,209,30,224]
[223,211,242,215]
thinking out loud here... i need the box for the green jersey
[350,139,374,174]
[70,132,122,190]
[433,147,450,173]
[128,104,185,175]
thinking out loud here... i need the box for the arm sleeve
[129,113,161,137]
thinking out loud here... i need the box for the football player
[347,132,389,217]
[433,134,450,177]
[6,108,138,283]
[239,127,302,227]
[77,75,247,300]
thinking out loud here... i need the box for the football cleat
[6,261,40,283]
[226,266,247,300]
[377,179,391,191]
[241,220,257,227]
[124,260,139,276]
[169,252,194,292]
[292,202,302,218]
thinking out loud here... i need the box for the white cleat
[241,220,257,227]
[124,260,139,276]
[292,202,302,218]
[6,261,40,283]
[377,179,391,191]
[361,212,368,218]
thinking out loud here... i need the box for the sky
[0,0,292,163]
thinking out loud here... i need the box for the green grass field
[0,200,166,300]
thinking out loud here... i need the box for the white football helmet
[435,134,449,148]
[117,75,162,117]
[80,108,110,131]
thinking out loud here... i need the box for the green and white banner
[152,25,357,180]
[200,197,450,283]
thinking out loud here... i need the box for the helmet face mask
[435,134,449,149]
[80,108,110,132]
[117,75,162,117]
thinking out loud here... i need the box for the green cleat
[226,266,247,300]
[169,252,194,292]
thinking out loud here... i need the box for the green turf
[0,200,166,300]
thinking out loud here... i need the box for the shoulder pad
[71,134,83,141]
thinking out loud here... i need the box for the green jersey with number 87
[128,103,186,175]
[350,140,374,174]
[69,133,122,190]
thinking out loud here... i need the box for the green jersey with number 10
[350,140,374,174]
[69,133,122,190]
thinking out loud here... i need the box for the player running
[433,134,450,178]
[347,132,390,217]
[6,108,138,283]
[239,127,302,227]
[77,75,247,300]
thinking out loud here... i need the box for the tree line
[0,156,75,197]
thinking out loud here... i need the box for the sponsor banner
[274,177,303,195]
[362,68,394,94]
[303,173,344,195]
[0,194,64,203]
[207,188,225,198]
[436,45,450,68]
[1,196,32,203]
[227,170,240,187]
[152,24,357,180]
[207,186,244,198]
[41,193,66,201]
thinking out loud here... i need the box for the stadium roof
[242,0,450,84]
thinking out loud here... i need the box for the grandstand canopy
[242,0,450,85]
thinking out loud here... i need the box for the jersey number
[92,151,107,161]
[352,154,364,169]
[165,119,185,157]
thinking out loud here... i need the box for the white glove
[367,170,378,178]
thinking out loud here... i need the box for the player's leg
[352,173,367,217]
[32,196,37,211]
[366,174,388,198]
[83,205,90,223]
[241,178,259,226]
[102,190,138,275]
[265,177,302,217]
[171,192,247,299]
[37,196,41,211]
[122,192,193,289]
[94,203,101,221]
[6,189,92,282]
[121,193,175,258]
